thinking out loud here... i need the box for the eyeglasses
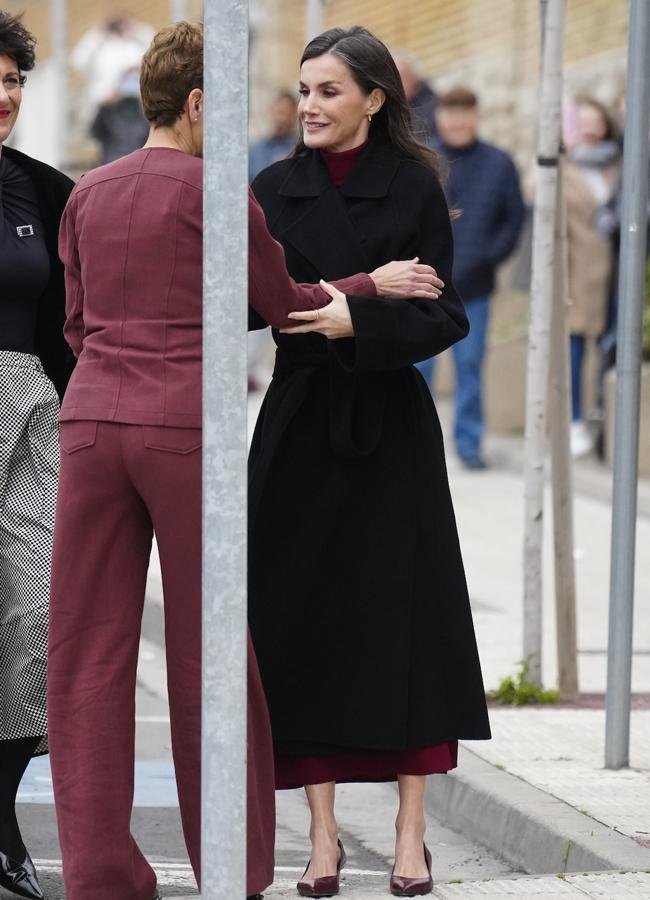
[2,75,26,92]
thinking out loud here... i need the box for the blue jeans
[416,295,491,459]
[570,334,585,421]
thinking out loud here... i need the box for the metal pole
[170,0,189,22]
[549,156,579,701]
[50,0,68,168]
[305,0,325,42]
[522,0,566,686]
[202,0,249,895]
[605,0,650,770]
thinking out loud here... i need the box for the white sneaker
[570,420,593,458]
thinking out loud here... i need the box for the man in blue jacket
[417,87,525,469]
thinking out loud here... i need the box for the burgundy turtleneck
[320,140,369,187]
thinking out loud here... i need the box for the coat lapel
[275,136,401,281]
[280,188,370,280]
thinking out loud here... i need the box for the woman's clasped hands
[280,257,444,339]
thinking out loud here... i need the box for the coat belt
[271,349,385,461]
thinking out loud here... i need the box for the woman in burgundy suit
[47,21,442,900]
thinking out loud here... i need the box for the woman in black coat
[249,26,490,898]
[0,12,73,899]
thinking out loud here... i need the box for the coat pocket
[59,420,98,454]
[142,426,202,455]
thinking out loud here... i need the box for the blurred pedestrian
[394,49,437,146]
[249,90,298,181]
[417,87,525,469]
[89,65,149,164]
[71,14,153,128]
[564,96,621,457]
[250,27,490,898]
[0,11,73,900]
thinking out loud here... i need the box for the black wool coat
[249,135,491,756]
[3,146,75,399]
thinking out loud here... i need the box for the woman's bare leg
[394,774,429,876]
[303,781,340,879]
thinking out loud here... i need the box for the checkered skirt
[0,351,59,755]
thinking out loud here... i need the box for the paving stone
[568,871,650,897]
[468,709,650,843]
[431,872,650,897]
[435,875,585,896]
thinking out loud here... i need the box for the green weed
[488,660,559,706]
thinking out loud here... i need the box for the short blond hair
[140,21,203,127]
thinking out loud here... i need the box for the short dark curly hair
[0,11,36,83]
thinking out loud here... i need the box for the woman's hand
[280,281,354,339]
[370,257,444,299]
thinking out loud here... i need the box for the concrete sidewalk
[412,407,650,894]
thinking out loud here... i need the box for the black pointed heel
[0,850,44,900]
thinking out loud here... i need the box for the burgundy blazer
[59,148,375,428]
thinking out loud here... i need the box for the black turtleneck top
[0,151,51,352]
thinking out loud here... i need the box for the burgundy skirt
[275,741,458,790]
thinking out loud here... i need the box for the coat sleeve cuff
[331,273,377,298]
[330,295,395,372]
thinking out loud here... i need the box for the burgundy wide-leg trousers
[48,421,275,900]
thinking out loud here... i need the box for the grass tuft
[488,660,559,706]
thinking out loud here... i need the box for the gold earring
[368,113,373,124]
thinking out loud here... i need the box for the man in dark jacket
[248,90,298,181]
[90,66,149,165]
[417,87,525,469]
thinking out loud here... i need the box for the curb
[425,745,650,874]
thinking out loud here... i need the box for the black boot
[0,737,43,900]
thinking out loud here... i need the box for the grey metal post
[50,0,68,169]
[305,0,326,42]
[202,0,249,895]
[605,0,650,770]
[170,0,189,22]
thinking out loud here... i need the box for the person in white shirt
[71,15,153,127]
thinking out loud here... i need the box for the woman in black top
[249,27,490,897]
[0,12,73,899]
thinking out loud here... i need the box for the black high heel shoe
[0,850,44,900]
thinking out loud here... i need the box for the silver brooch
[16,225,34,237]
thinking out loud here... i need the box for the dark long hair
[293,26,442,176]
